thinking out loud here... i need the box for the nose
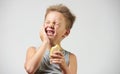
[49,22,54,28]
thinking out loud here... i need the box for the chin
[48,36,56,42]
[48,36,54,40]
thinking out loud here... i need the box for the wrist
[43,40,49,44]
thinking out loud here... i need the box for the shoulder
[69,52,77,62]
[27,46,36,50]
[69,52,77,74]
[63,50,77,60]
[26,46,37,54]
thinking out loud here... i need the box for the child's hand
[40,25,49,44]
[50,51,67,71]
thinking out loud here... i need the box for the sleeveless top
[35,49,70,74]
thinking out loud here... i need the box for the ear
[62,29,70,38]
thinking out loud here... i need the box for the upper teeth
[47,30,54,34]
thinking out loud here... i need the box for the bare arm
[68,53,77,74]
[24,25,49,74]
[24,46,36,73]
[24,42,48,74]
[62,53,77,74]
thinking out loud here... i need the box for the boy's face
[44,11,69,43]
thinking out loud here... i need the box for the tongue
[47,31,54,36]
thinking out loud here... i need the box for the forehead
[45,11,66,22]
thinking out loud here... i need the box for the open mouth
[45,27,55,36]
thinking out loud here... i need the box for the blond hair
[45,4,76,29]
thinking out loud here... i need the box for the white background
[0,0,120,74]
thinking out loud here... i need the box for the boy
[24,4,77,74]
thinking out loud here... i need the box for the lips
[45,27,55,36]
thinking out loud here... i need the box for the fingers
[40,25,46,34]
[50,58,64,64]
[40,25,49,43]
[50,53,63,59]
[50,51,63,57]
[50,51,65,64]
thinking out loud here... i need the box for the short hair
[45,4,76,30]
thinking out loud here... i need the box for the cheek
[57,29,66,37]
[55,25,66,35]
[44,23,47,27]
[55,25,59,29]
[55,25,65,30]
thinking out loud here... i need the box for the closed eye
[45,21,50,24]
